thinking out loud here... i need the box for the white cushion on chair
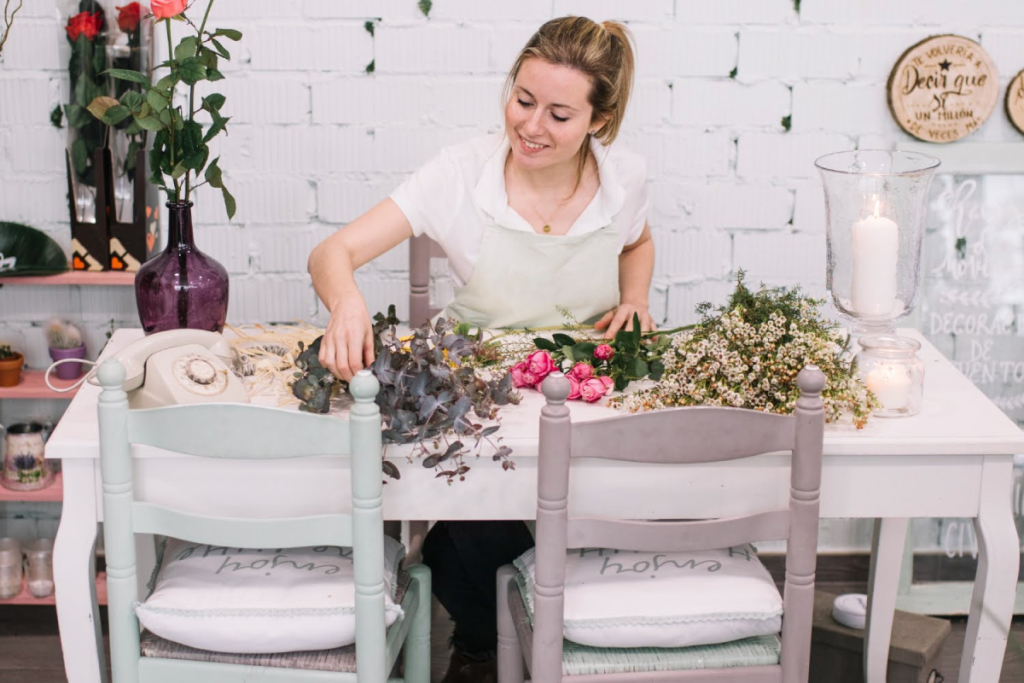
[514,544,783,649]
[135,537,406,654]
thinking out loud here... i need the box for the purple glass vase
[135,201,229,334]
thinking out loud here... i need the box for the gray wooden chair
[497,366,826,683]
[408,233,446,327]
[96,361,431,683]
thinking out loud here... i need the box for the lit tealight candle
[851,200,899,315]
[865,363,911,411]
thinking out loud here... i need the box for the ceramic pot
[1,422,54,492]
[49,344,87,380]
[0,352,24,387]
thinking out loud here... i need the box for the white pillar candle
[851,207,899,315]
[865,363,911,410]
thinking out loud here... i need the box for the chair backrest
[96,361,389,682]
[531,366,826,683]
[408,233,447,326]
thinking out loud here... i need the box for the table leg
[865,517,909,683]
[959,456,1019,683]
[54,458,107,683]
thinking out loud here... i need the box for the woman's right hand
[318,292,376,382]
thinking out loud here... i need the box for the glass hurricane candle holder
[0,538,23,600]
[816,150,940,334]
[857,335,925,418]
[25,538,54,599]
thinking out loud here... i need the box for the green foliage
[364,20,375,36]
[0,344,14,360]
[88,1,241,219]
[50,105,64,128]
[728,66,738,79]
[531,315,676,392]
[293,307,521,484]
[418,0,432,17]
[365,59,375,74]
[64,2,109,187]
[781,114,792,132]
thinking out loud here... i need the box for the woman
[308,16,654,683]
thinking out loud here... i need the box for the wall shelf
[0,371,81,400]
[0,472,63,503]
[0,572,107,606]
[0,272,134,286]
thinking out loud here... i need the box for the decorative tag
[887,35,999,143]
[1008,69,1024,136]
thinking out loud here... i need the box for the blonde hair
[503,16,636,186]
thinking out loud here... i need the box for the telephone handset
[89,329,250,409]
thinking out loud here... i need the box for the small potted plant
[46,319,87,380]
[0,344,25,387]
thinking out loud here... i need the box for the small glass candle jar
[24,538,54,599]
[857,335,925,418]
[0,538,23,600]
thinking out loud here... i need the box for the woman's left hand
[594,303,657,339]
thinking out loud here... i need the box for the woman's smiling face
[505,57,598,172]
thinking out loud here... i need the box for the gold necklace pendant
[542,224,552,234]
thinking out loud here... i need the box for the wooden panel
[0,472,63,503]
[128,404,350,458]
[570,407,795,463]
[567,511,791,553]
[131,502,353,549]
[0,371,80,399]
[0,272,135,286]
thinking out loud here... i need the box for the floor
[1,594,1023,683]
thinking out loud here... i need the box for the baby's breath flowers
[611,273,877,428]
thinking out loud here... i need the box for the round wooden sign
[1007,69,1024,136]
[887,35,999,143]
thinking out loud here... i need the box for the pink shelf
[0,572,107,606]
[0,472,63,503]
[0,271,135,286]
[0,371,81,399]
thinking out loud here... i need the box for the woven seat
[505,571,781,677]
[139,571,413,674]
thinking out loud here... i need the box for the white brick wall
[2,0,1024,338]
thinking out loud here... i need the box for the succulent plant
[45,318,84,350]
[0,344,15,359]
[292,305,520,484]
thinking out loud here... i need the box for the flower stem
[185,0,216,202]
[165,18,179,201]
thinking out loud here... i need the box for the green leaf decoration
[154,75,175,93]
[64,104,91,128]
[533,337,557,352]
[418,0,432,17]
[221,185,237,220]
[175,57,207,85]
[365,59,375,74]
[206,68,225,82]
[210,38,231,59]
[50,105,63,129]
[199,47,219,71]
[203,113,229,143]
[0,222,69,275]
[573,341,597,358]
[181,120,203,156]
[175,36,199,62]
[105,68,152,87]
[203,94,226,111]
[170,162,187,179]
[205,158,223,188]
[134,114,164,132]
[71,138,88,175]
[101,105,131,126]
[120,90,145,112]
[146,88,169,113]
[552,333,576,347]
[212,28,243,41]
[183,145,209,172]
[364,21,375,36]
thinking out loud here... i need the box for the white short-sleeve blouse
[390,133,649,288]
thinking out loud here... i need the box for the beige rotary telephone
[90,330,250,409]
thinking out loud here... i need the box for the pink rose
[580,377,611,403]
[151,0,187,20]
[510,361,540,388]
[594,344,614,361]
[599,375,614,390]
[526,350,555,381]
[567,376,581,400]
[568,362,593,382]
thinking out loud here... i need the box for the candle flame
[874,198,881,219]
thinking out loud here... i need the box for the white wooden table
[47,328,1023,683]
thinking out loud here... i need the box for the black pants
[422,520,535,657]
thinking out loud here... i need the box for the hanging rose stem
[0,0,23,57]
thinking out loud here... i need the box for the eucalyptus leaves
[87,0,239,218]
[293,306,521,484]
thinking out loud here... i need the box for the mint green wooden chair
[96,360,431,683]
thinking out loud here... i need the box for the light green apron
[444,221,621,329]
